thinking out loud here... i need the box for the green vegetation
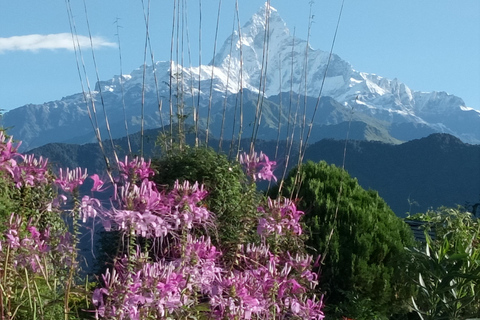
[3,133,480,319]
[0,173,92,319]
[271,160,416,319]
[407,207,480,319]
[152,146,262,262]
[0,173,63,235]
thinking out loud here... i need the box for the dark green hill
[304,133,480,216]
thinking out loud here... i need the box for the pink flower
[55,167,88,192]
[6,229,20,248]
[27,226,41,239]
[0,132,21,162]
[239,151,277,182]
[92,288,108,317]
[257,197,304,236]
[80,195,102,222]
[118,156,154,182]
[47,194,68,212]
[14,154,49,188]
[90,174,107,192]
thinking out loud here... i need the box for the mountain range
[1,4,479,152]
[27,130,480,218]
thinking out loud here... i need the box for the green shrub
[407,207,480,319]
[271,160,415,319]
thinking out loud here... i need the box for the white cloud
[0,33,116,53]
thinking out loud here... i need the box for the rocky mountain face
[2,4,479,151]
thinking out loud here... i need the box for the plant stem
[64,191,80,320]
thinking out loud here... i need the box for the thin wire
[321,104,353,265]
[176,0,186,148]
[82,0,120,167]
[228,6,241,159]
[140,0,166,149]
[291,3,314,199]
[234,0,244,159]
[139,0,151,157]
[65,1,95,132]
[294,0,346,204]
[267,52,283,192]
[183,0,196,145]
[175,0,181,142]
[277,29,297,195]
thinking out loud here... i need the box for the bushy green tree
[152,146,262,261]
[271,161,415,319]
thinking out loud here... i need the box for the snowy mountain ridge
[2,3,479,151]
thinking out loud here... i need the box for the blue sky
[1,0,479,111]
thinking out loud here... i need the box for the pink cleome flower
[239,151,277,182]
[55,167,88,193]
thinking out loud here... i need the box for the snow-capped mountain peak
[3,3,479,151]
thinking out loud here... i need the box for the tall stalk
[234,0,244,159]
[64,191,80,320]
[250,0,271,155]
[82,0,120,166]
[64,0,114,184]
[115,18,133,155]
[205,0,223,146]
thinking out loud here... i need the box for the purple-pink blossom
[90,173,107,192]
[104,179,211,239]
[11,154,49,188]
[239,151,277,182]
[80,195,102,222]
[118,156,155,182]
[257,197,305,236]
[55,167,88,192]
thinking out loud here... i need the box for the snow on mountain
[2,3,479,151]
[209,4,479,141]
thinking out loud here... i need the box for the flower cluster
[0,131,21,173]
[0,132,325,319]
[0,133,94,318]
[104,179,211,238]
[91,154,324,319]
[93,240,324,319]
[118,156,155,182]
[12,154,50,188]
[89,149,325,319]
[92,236,223,319]
[0,213,74,275]
[239,151,277,182]
[257,197,304,236]
[0,132,50,188]
[211,243,324,319]
[55,167,88,192]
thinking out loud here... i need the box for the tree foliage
[152,146,262,261]
[271,160,415,319]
